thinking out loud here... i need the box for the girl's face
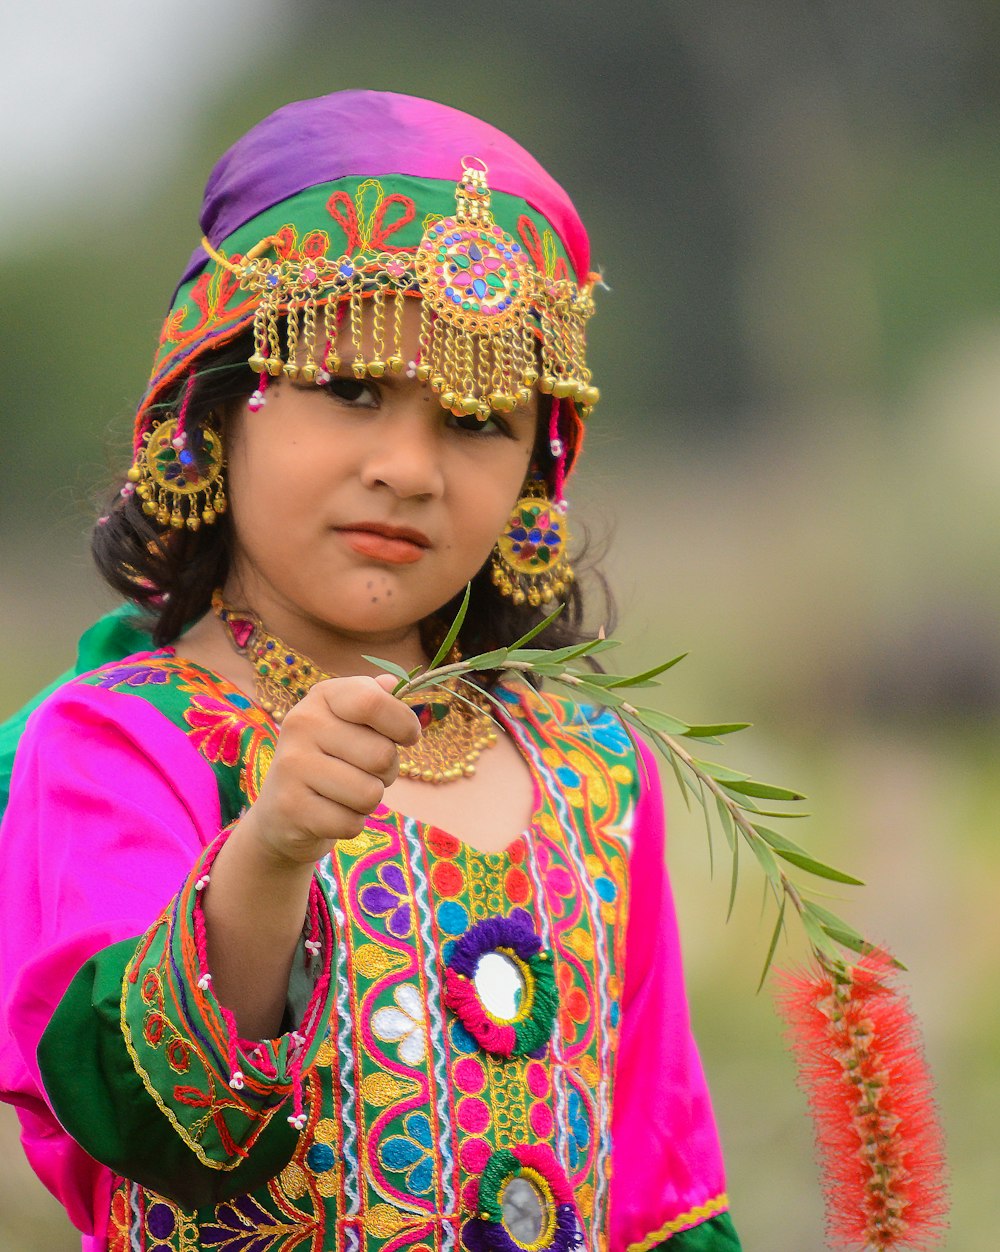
[224,297,536,648]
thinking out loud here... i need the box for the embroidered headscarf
[138,90,600,500]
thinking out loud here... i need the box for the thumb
[373,672,402,693]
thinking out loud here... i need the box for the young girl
[0,91,740,1252]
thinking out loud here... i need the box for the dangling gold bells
[199,158,599,426]
[212,592,498,784]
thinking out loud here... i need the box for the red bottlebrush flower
[776,951,948,1250]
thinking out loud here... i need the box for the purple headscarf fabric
[180,90,591,295]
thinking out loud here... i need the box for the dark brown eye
[324,377,378,406]
[448,409,512,436]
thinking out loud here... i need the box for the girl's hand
[239,673,421,865]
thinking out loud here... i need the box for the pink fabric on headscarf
[0,684,224,1248]
[180,90,591,291]
[608,742,729,1248]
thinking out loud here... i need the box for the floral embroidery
[370,982,427,1066]
[184,695,253,767]
[379,1110,435,1194]
[359,862,412,938]
[92,662,169,689]
[89,661,643,1252]
[566,1087,592,1173]
[557,962,590,1043]
[573,706,632,755]
[200,1193,313,1251]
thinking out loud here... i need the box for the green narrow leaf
[697,760,751,784]
[362,655,412,684]
[503,647,551,664]
[699,778,715,878]
[682,722,752,738]
[427,584,472,671]
[727,825,740,921]
[820,925,876,957]
[628,706,691,735]
[461,647,509,671]
[803,903,875,957]
[569,672,661,689]
[758,895,787,991]
[604,654,689,687]
[543,638,622,664]
[654,739,692,812]
[722,779,805,801]
[771,847,864,886]
[719,786,761,812]
[573,682,628,709]
[715,795,736,853]
[505,604,565,652]
[801,910,840,961]
[752,825,811,857]
[747,836,782,890]
[806,902,864,937]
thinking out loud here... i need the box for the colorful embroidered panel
[65,656,724,1252]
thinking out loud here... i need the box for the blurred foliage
[3,1,1000,1248]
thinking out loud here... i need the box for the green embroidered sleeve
[39,832,338,1210]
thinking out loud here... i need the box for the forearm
[202,813,316,1040]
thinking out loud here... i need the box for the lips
[335,522,431,565]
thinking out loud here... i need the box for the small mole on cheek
[366,580,373,589]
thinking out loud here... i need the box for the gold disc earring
[128,416,226,531]
[490,479,573,607]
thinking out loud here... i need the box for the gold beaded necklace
[212,591,498,784]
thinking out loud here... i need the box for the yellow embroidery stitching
[626,1194,730,1252]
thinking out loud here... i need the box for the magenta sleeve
[607,741,731,1251]
[0,684,227,1234]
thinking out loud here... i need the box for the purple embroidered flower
[200,1193,301,1251]
[92,663,169,689]
[359,863,412,938]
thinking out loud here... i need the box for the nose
[360,408,445,500]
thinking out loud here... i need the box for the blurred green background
[2,1,998,1248]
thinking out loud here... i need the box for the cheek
[448,468,525,558]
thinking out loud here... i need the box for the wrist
[231,809,322,876]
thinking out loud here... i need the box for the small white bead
[229,1071,245,1091]
[405,360,417,379]
[550,437,564,457]
[290,1030,306,1047]
[304,939,322,956]
[287,1112,307,1130]
[195,875,210,891]
[248,390,265,412]
[315,368,331,385]
[197,973,212,990]
[171,434,187,450]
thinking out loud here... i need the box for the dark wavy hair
[92,332,615,673]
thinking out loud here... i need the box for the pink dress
[0,650,738,1251]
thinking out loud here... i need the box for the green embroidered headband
[137,167,598,446]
